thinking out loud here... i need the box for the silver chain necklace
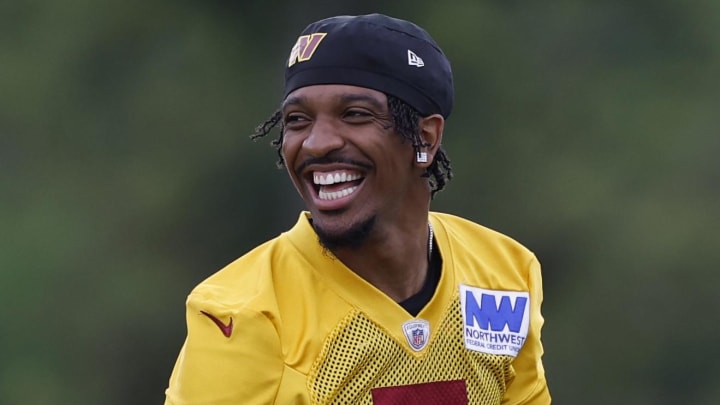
[427,222,434,262]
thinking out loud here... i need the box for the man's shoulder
[430,211,537,276]
[186,212,322,310]
[431,212,530,249]
[188,233,296,307]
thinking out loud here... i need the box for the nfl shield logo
[402,319,431,351]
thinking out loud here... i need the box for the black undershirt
[399,238,442,316]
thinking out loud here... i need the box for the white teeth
[312,171,362,201]
[313,172,361,185]
[319,186,358,201]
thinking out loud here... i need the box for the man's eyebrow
[281,95,305,111]
[280,92,387,112]
[337,93,386,110]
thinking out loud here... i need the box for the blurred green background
[2,0,719,404]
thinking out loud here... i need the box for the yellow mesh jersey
[165,212,550,404]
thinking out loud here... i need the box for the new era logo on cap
[407,50,424,67]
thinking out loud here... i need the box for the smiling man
[165,13,551,404]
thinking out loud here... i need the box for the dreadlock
[250,95,453,197]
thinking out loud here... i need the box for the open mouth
[312,170,365,201]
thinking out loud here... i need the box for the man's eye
[284,114,308,125]
[344,109,373,120]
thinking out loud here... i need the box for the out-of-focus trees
[1,1,718,404]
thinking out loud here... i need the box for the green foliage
[2,0,718,403]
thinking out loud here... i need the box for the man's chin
[312,215,376,252]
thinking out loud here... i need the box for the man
[165,13,550,404]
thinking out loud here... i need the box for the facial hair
[312,215,376,252]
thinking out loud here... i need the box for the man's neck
[331,220,432,303]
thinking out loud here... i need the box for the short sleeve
[502,256,551,404]
[164,292,283,405]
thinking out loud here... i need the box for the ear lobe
[415,114,445,166]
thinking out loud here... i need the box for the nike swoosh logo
[200,310,233,337]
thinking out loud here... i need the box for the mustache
[296,155,373,173]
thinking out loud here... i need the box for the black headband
[283,14,454,118]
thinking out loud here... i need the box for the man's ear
[415,114,445,168]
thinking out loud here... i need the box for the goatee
[312,215,376,252]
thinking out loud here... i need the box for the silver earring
[416,152,428,163]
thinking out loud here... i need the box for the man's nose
[302,117,345,158]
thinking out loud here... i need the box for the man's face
[280,84,424,249]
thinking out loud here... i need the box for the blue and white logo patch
[459,285,530,357]
[402,319,430,351]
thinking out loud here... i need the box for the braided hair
[251,95,453,197]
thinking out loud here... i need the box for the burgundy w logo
[287,33,327,67]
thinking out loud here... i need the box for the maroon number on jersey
[371,380,467,404]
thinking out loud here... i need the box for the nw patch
[459,285,530,357]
